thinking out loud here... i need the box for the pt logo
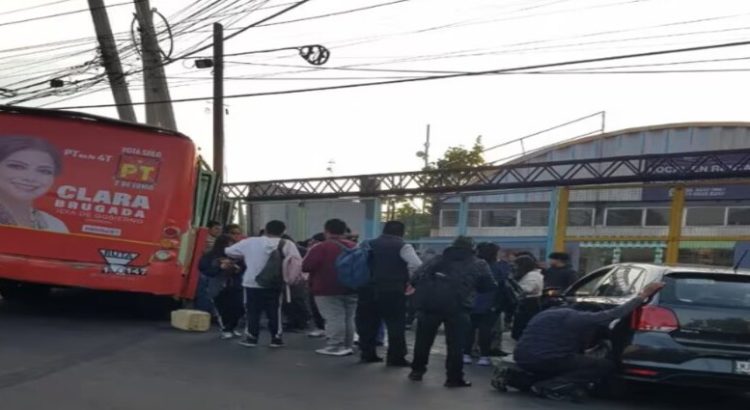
[99,249,147,276]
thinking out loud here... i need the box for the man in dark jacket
[408,236,496,388]
[357,221,422,366]
[514,282,665,401]
[543,252,578,290]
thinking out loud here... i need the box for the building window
[482,209,517,227]
[727,208,750,226]
[467,210,481,227]
[605,208,643,226]
[440,210,480,228]
[645,208,670,226]
[441,210,458,227]
[568,208,594,227]
[520,209,549,227]
[685,207,726,226]
[678,248,734,267]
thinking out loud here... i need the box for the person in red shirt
[302,218,357,356]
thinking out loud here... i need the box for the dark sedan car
[565,263,750,390]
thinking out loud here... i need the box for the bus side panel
[179,227,209,299]
[0,113,198,295]
[0,234,184,295]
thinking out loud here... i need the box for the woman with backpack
[199,234,244,339]
[463,242,511,366]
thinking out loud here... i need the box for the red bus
[0,106,219,301]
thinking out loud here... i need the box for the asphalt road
[0,291,748,410]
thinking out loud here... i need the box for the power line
[0,1,131,28]
[225,60,466,74]
[557,55,750,71]
[33,64,750,109]
[256,0,413,27]
[230,11,750,80]
[246,2,750,74]
[531,68,750,74]
[222,53,750,81]
[47,39,750,110]
[0,0,76,17]
[0,0,274,101]
[168,0,312,62]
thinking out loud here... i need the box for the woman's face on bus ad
[0,149,56,202]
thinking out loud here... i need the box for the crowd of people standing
[197,218,581,388]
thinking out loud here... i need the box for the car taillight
[624,367,659,377]
[631,306,679,332]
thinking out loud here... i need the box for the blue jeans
[194,274,215,313]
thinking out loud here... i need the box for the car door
[567,265,650,356]
[565,265,617,304]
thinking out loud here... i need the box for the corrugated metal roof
[512,122,750,164]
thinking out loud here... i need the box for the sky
[2,0,750,182]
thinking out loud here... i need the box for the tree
[384,136,487,239]
[431,136,485,170]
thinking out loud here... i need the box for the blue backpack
[334,241,372,289]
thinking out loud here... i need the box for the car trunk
[660,273,750,350]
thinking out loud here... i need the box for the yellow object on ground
[171,309,211,332]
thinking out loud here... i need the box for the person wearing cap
[543,252,579,290]
[408,236,496,388]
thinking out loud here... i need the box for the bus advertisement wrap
[0,114,196,243]
[0,110,205,298]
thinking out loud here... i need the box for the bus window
[192,163,218,227]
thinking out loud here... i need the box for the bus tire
[133,294,181,320]
[0,282,52,302]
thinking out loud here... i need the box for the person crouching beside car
[513,282,665,402]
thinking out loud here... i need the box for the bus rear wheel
[0,282,52,302]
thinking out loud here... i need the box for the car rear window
[662,274,750,309]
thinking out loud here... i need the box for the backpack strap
[330,239,348,250]
[276,239,286,258]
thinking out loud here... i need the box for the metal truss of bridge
[222,149,750,201]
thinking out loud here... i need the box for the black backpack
[255,240,286,289]
[413,260,463,314]
[498,277,523,314]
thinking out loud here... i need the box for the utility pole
[416,124,431,169]
[417,124,431,214]
[88,0,136,122]
[423,124,431,168]
[133,0,176,130]
[213,23,224,179]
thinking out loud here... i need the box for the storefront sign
[643,155,750,201]
[642,185,750,201]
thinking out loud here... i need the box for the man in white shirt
[226,220,301,348]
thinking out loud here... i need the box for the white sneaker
[233,330,244,337]
[220,331,234,340]
[307,329,326,338]
[463,354,473,365]
[477,356,491,367]
[316,346,354,356]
